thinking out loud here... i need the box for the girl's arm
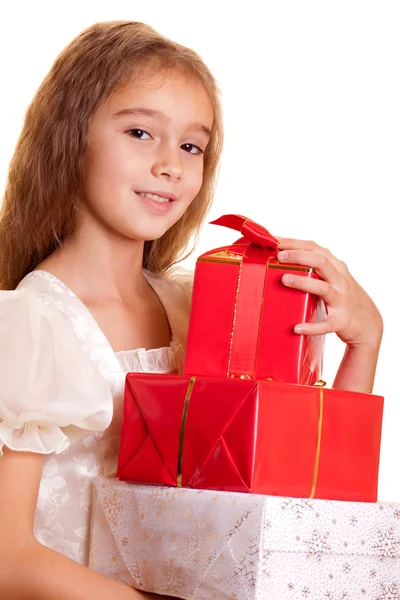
[332,339,382,393]
[0,448,173,600]
[277,238,383,394]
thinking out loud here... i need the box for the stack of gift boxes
[89,215,399,599]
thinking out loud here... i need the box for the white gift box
[89,478,400,600]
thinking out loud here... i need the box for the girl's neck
[38,216,149,304]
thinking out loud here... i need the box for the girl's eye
[181,143,203,155]
[127,129,152,140]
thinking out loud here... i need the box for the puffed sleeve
[0,288,113,456]
[167,266,194,308]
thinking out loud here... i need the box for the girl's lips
[135,191,175,214]
[135,190,178,202]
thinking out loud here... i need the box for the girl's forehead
[106,70,214,124]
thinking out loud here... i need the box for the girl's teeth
[139,192,170,203]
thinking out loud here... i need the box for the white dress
[0,268,193,566]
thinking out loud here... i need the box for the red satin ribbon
[210,214,278,249]
[210,215,279,378]
[229,244,269,377]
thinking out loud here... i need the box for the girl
[0,20,382,600]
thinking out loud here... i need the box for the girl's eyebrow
[113,107,212,138]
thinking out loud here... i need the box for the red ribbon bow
[210,214,278,249]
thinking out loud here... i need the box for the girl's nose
[151,146,183,181]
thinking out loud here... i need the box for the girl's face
[82,70,214,243]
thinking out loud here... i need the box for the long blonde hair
[0,21,223,290]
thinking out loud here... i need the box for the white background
[0,1,398,500]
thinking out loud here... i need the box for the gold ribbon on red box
[177,373,326,499]
[210,215,279,379]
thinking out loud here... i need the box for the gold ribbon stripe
[176,377,325,493]
[309,385,324,499]
[177,376,196,487]
[261,378,326,499]
[226,257,244,377]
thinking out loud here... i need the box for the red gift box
[184,214,325,385]
[117,373,384,502]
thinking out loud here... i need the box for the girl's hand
[277,238,383,350]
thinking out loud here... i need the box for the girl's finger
[282,273,339,305]
[293,317,337,336]
[278,238,346,273]
[279,249,344,288]
[278,237,326,252]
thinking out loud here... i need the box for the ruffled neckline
[115,346,177,374]
[17,268,192,377]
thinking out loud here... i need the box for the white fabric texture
[0,267,193,565]
[90,479,400,600]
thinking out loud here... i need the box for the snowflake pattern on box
[373,528,400,559]
[282,498,314,520]
[89,479,400,600]
[162,559,187,595]
[376,583,400,600]
[303,530,331,560]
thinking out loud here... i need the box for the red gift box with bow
[117,374,384,502]
[184,214,325,385]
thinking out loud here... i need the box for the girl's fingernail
[282,274,294,285]
[278,251,288,260]
[294,324,304,333]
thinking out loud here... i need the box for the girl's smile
[135,190,177,214]
[82,71,214,243]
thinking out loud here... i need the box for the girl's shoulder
[144,266,194,327]
[0,271,58,335]
[145,266,194,301]
[0,271,112,457]
[144,267,194,372]
[0,270,81,339]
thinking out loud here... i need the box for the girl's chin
[119,215,181,243]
